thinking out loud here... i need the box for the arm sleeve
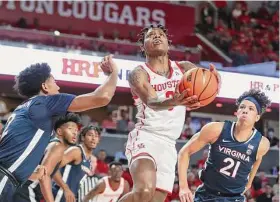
[45,93,76,116]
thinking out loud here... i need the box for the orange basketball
[179,67,219,106]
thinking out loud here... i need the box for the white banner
[0,45,279,104]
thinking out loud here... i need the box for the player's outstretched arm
[39,143,66,202]
[128,66,199,111]
[82,179,106,202]
[178,122,223,202]
[68,55,118,112]
[243,136,270,193]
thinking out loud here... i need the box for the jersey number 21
[219,157,241,178]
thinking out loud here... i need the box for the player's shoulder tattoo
[128,66,148,86]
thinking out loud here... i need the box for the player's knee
[133,187,155,202]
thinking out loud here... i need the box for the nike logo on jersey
[222,139,231,143]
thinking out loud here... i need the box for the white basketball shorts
[125,129,177,194]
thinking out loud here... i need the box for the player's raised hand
[174,85,201,110]
[179,187,193,202]
[100,54,118,76]
[209,63,221,94]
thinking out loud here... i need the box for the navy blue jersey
[49,137,63,178]
[53,145,91,202]
[0,94,75,184]
[200,121,262,194]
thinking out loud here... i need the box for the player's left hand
[179,187,193,202]
[209,63,221,94]
[174,85,201,110]
[100,54,118,76]
[34,165,47,180]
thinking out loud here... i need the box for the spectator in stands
[187,172,201,187]
[259,171,269,187]
[102,111,117,133]
[180,128,193,140]
[182,116,195,135]
[251,176,264,199]
[256,3,270,20]
[257,184,274,202]
[116,110,129,133]
[196,119,207,133]
[114,143,127,162]
[197,149,208,169]
[231,2,243,28]
[272,176,279,196]
[200,2,214,25]
[95,149,109,176]
[266,128,279,147]
[197,16,215,38]
[249,46,264,64]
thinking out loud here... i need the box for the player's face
[109,165,123,182]
[142,28,169,57]
[43,75,60,95]
[59,122,79,145]
[83,130,100,150]
[236,100,260,125]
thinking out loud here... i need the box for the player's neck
[108,177,120,188]
[234,122,254,142]
[81,143,93,158]
[146,55,169,76]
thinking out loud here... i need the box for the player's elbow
[178,148,191,160]
[96,94,112,107]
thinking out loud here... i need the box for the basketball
[179,67,219,106]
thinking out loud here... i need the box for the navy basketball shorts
[0,166,19,202]
[194,185,246,202]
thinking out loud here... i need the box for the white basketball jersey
[133,60,186,142]
[92,177,124,202]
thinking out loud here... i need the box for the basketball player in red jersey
[83,162,130,202]
[118,24,220,202]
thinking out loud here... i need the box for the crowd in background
[196,1,279,66]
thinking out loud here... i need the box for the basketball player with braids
[178,89,271,202]
[118,24,220,202]
[13,113,81,202]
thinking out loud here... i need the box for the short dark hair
[54,113,81,131]
[78,125,101,143]
[109,161,122,168]
[14,63,51,98]
[236,89,271,115]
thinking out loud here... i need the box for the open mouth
[153,39,162,45]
